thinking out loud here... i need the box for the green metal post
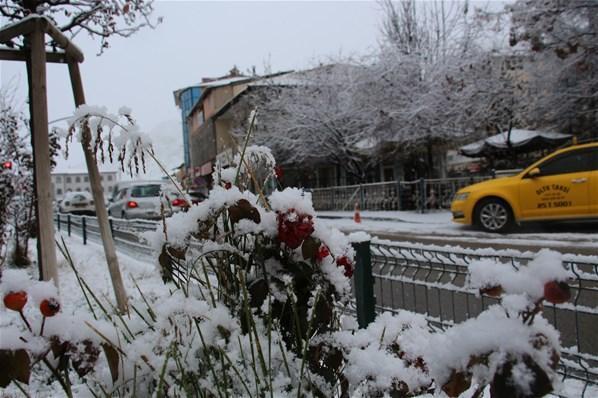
[67,214,71,236]
[82,216,87,245]
[419,178,426,214]
[353,240,376,328]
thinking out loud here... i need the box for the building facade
[173,86,201,169]
[51,170,119,201]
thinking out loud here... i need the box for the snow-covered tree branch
[0,0,159,53]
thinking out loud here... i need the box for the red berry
[224,182,232,190]
[3,291,28,311]
[336,256,354,278]
[316,245,330,262]
[543,281,571,304]
[274,166,283,180]
[277,210,314,249]
[40,298,60,317]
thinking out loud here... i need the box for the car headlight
[453,192,470,201]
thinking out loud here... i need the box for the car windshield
[130,184,162,198]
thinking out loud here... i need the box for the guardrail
[55,213,158,256]
[309,176,492,212]
[351,240,598,397]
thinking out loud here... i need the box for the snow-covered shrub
[0,269,120,395]
[148,181,356,396]
[429,250,572,397]
[0,97,44,267]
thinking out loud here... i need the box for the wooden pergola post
[0,16,128,312]
[68,62,128,313]
[27,19,58,284]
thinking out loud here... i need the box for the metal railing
[310,176,492,212]
[351,240,598,397]
[55,213,157,256]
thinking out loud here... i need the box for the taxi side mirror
[526,167,541,178]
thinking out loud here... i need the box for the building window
[75,176,81,183]
[66,177,72,183]
[107,175,113,181]
[84,176,89,182]
[56,176,62,183]
[57,188,62,195]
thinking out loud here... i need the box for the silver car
[107,182,187,220]
[59,191,95,215]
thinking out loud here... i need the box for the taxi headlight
[453,192,470,202]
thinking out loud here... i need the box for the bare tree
[249,1,524,181]
[0,0,158,52]
[248,64,387,183]
[507,0,598,137]
[359,0,498,173]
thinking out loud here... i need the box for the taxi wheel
[474,198,513,233]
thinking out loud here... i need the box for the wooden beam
[28,24,58,285]
[68,62,128,314]
[0,48,69,63]
[40,18,84,63]
[0,17,36,45]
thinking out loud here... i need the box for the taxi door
[519,148,593,220]
[589,148,598,216]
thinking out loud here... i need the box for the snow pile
[331,311,432,395]
[425,306,560,393]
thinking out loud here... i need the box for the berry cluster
[277,209,314,249]
[4,290,61,327]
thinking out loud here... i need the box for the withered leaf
[490,355,552,398]
[442,370,471,397]
[228,199,261,224]
[301,236,319,261]
[0,349,31,387]
[166,245,187,260]
[71,340,101,378]
[248,278,269,309]
[480,285,503,298]
[102,343,120,383]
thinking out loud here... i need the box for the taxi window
[539,148,596,176]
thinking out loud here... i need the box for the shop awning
[460,129,572,157]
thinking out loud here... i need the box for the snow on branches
[56,105,153,176]
[0,1,159,54]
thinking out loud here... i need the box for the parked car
[451,141,598,233]
[187,189,208,205]
[59,191,95,215]
[107,181,188,220]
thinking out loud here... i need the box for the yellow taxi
[451,142,598,232]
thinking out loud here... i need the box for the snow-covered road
[318,211,598,255]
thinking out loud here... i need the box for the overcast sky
[0,0,385,174]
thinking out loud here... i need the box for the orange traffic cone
[353,202,361,223]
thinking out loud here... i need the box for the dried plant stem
[19,311,32,332]
[234,110,258,185]
[144,148,187,198]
